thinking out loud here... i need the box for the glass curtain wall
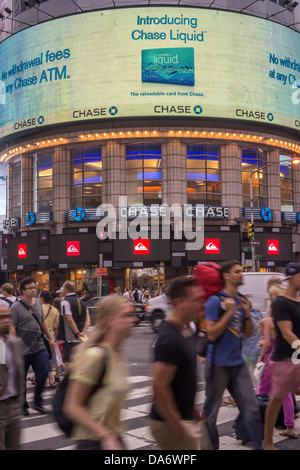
[187,144,221,205]
[126,143,162,206]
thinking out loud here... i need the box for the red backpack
[193,262,224,301]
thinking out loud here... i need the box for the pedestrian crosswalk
[21,372,300,450]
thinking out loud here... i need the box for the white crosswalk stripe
[20,375,300,450]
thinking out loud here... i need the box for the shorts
[270,359,300,399]
[149,418,202,450]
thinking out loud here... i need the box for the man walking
[0,283,17,308]
[10,277,54,415]
[0,306,24,449]
[149,276,205,450]
[203,260,264,450]
[263,262,300,450]
[58,281,90,367]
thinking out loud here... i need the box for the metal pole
[249,170,256,272]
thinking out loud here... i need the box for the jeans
[24,348,49,409]
[203,361,264,450]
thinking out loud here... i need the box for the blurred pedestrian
[39,290,62,389]
[63,295,138,450]
[263,263,300,450]
[0,283,17,308]
[0,306,24,450]
[52,297,65,382]
[10,277,55,415]
[203,260,264,450]
[257,285,296,439]
[149,276,206,450]
[57,281,90,370]
[242,302,263,388]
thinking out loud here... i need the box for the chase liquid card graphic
[141,47,195,86]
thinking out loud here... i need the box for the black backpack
[0,296,16,308]
[52,347,107,438]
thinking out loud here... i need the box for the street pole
[249,169,256,272]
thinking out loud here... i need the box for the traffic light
[247,222,254,240]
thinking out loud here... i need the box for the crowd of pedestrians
[0,260,299,451]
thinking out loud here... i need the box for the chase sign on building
[0,7,299,143]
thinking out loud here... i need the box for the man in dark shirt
[263,263,300,450]
[149,276,205,450]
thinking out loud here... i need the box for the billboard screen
[0,7,299,140]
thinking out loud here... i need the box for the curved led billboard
[0,7,299,140]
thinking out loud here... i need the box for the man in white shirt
[0,283,17,308]
[58,281,90,368]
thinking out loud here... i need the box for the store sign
[268,240,279,255]
[205,238,220,254]
[3,217,20,230]
[134,239,149,255]
[18,244,27,259]
[67,241,80,256]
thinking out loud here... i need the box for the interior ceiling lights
[1,129,299,163]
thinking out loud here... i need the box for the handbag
[19,300,52,360]
[254,345,275,382]
[253,361,266,381]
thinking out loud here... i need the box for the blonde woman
[63,295,138,450]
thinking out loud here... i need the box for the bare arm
[81,310,91,336]
[63,379,123,449]
[240,298,253,338]
[205,298,237,342]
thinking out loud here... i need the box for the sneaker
[34,405,52,415]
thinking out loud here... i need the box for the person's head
[269,284,285,304]
[1,283,14,297]
[39,290,51,304]
[19,277,38,298]
[0,306,11,337]
[267,277,282,293]
[284,263,300,292]
[52,297,61,313]
[168,276,204,323]
[62,281,75,297]
[220,260,243,288]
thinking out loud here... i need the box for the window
[71,147,102,208]
[11,161,21,217]
[280,154,294,212]
[126,144,162,206]
[187,144,221,205]
[242,148,268,208]
[33,153,53,212]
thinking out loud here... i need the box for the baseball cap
[284,263,300,279]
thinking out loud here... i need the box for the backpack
[52,346,107,438]
[0,296,17,308]
[193,262,224,301]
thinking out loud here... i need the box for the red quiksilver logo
[18,244,27,259]
[205,239,220,254]
[134,239,149,254]
[67,241,80,256]
[268,240,279,255]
